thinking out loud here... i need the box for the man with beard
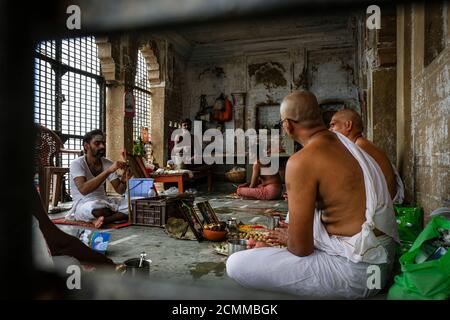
[66,129,130,228]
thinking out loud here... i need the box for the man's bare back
[258,162,282,186]
[355,137,396,199]
[329,109,397,200]
[288,131,366,237]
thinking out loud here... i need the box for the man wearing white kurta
[226,91,399,299]
[66,130,129,228]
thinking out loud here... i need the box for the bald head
[331,109,364,134]
[280,90,323,128]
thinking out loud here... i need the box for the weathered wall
[363,6,398,165]
[182,17,360,131]
[183,50,359,131]
[410,3,450,217]
[371,68,397,164]
[397,3,415,202]
[393,2,450,216]
[183,56,246,129]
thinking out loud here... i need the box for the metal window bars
[34,37,105,194]
[133,50,151,141]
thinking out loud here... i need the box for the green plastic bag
[388,216,450,300]
[394,205,424,255]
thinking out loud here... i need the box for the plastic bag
[388,216,450,300]
[161,186,179,195]
[394,205,424,254]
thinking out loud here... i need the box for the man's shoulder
[287,137,336,170]
[70,156,85,167]
[290,143,320,161]
[286,149,310,170]
[357,137,378,152]
[358,138,388,161]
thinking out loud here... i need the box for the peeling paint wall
[371,67,397,165]
[408,2,450,218]
[183,40,359,131]
[246,53,292,130]
[412,45,450,217]
[308,48,361,112]
[184,55,246,131]
[361,5,398,165]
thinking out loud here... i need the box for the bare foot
[93,216,104,229]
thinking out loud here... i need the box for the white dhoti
[66,196,129,222]
[227,235,396,299]
[226,132,399,299]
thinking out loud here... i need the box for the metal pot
[122,253,152,278]
[228,239,248,256]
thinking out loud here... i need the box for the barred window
[61,37,101,75]
[34,36,105,196]
[133,50,151,140]
[34,58,56,130]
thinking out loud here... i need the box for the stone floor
[51,182,300,299]
[50,182,387,299]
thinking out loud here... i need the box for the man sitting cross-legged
[226,90,399,299]
[236,160,282,200]
[66,129,131,228]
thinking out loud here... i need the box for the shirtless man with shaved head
[330,109,404,204]
[227,90,398,299]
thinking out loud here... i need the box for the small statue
[140,127,156,168]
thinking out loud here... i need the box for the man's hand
[119,166,133,181]
[266,227,288,246]
[238,183,249,188]
[278,220,289,229]
[108,160,127,174]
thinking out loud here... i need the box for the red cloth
[237,183,282,200]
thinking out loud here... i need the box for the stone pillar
[105,84,125,193]
[396,4,415,203]
[98,35,138,193]
[150,86,166,166]
[106,84,126,161]
[365,6,398,165]
[371,68,397,165]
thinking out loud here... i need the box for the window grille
[133,50,151,140]
[34,37,105,196]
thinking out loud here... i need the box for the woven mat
[52,218,131,230]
